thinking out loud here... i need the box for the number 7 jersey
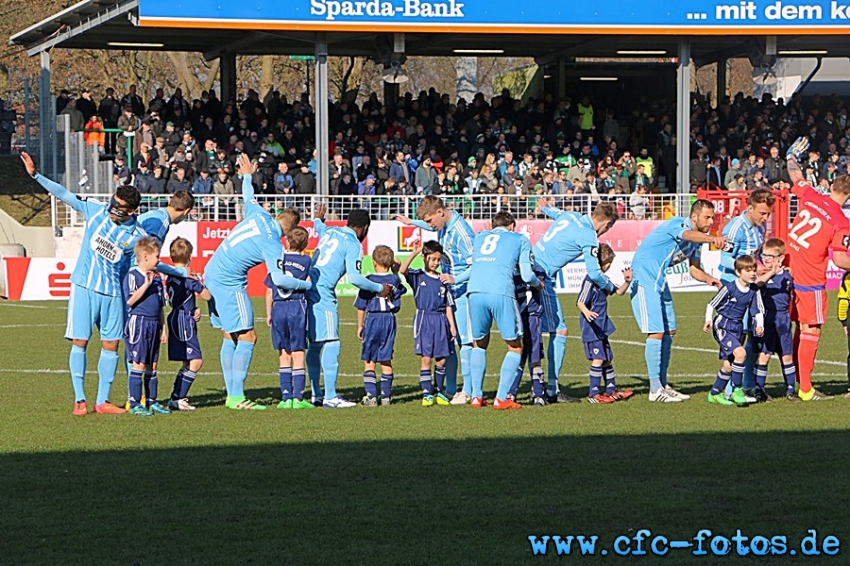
[787,179,850,289]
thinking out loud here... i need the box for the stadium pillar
[557,57,566,99]
[717,59,727,104]
[676,37,691,194]
[384,81,399,115]
[38,50,51,178]
[220,52,237,106]
[315,34,330,196]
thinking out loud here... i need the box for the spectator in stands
[77,89,97,122]
[293,161,316,195]
[167,167,192,194]
[60,98,85,132]
[415,156,437,195]
[121,85,145,118]
[116,105,139,157]
[764,145,789,184]
[134,161,154,193]
[56,89,71,115]
[724,158,742,189]
[147,165,167,194]
[84,115,105,150]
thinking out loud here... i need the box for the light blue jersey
[631,217,703,293]
[468,227,539,297]
[411,210,475,298]
[205,174,309,292]
[532,207,613,293]
[135,208,187,279]
[137,208,171,243]
[35,174,146,297]
[719,212,765,282]
[308,219,384,311]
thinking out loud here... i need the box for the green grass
[2,293,850,565]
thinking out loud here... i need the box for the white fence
[52,192,697,228]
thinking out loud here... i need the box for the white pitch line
[0,303,50,309]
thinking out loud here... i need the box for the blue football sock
[420,369,432,395]
[144,370,158,403]
[292,368,306,400]
[604,365,617,394]
[171,370,184,400]
[363,370,377,398]
[496,351,523,401]
[128,369,144,408]
[444,348,458,396]
[531,365,545,399]
[69,345,87,402]
[307,342,323,399]
[711,370,731,395]
[645,337,663,393]
[95,349,119,405]
[230,341,255,398]
[742,340,758,390]
[509,360,524,397]
[380,372,393,399]
[280,366,293,400]
[660,334,673,388]
[782,362,797,392]
[470,347,487,398]
[178,369,197,398]
[321,340,341,399]
[460,345,473,396]
[434,365,446,392]
[220,339,236,396]
[755,363,768,390]
[547,334,567,395]
[730,362,745,388]
[588,365,603,397]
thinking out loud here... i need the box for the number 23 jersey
[787,179,850,289]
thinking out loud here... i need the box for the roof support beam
[534,36,616,67]
[24,0,138,56]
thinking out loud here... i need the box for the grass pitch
[2,293,850,565]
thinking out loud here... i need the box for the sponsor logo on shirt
[91,235,121,263]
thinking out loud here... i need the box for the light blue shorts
[65,284,125,341]
[452,293,473,346]
[207,283,254,334]
[308,306,340,342]
[630,281,677,334]
[539,276,567,333]
[469,292,523,342]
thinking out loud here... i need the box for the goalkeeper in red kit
[785,137,850,400]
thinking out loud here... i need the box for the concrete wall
[0,206,53,257]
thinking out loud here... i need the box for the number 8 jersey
[468,227,534,297]
[787,179,850,289]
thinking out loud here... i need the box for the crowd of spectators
[686,92,850,200]
[54,83,850,220]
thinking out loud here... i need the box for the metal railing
[51,192,696,229]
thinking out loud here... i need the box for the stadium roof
[11,0,850,64]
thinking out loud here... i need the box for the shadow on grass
[2,431,849,565]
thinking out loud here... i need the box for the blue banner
[139,0,850,32]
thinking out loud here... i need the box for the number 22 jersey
[787,179,850,289]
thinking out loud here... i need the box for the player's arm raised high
[22,152,90,216]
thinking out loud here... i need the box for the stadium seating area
[56,85,850,220]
